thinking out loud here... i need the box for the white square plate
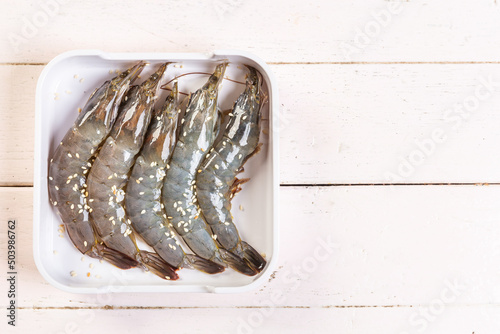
[33,50,279,293]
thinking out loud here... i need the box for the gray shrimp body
[125,83,224,274]
[162,64,256,276]
[87,63,178,280]
[48,62,144,269]
[196,66,267,272]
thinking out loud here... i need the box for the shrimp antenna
[160,71,246,91]
[161,84,190,96]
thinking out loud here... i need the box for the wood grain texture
[5,64,500,185]
[2,1,500,63]
[5,306,500,334]
[3,0,500,332]
[3,186,500,309]
[0,65,38,186]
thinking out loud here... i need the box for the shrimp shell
[196,66,267,272]
[162,63,257,276]
[125,82,225,274]
[87,63,178,280]
[48,62,145,269]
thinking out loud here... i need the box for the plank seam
[4,61,500,66]
[19,305,417,310]
[17,304,500,310]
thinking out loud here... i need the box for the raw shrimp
[196,66,266,272]
[48,62,145,269]
[125,82,224,274]
[86,63,178,280]
[162,63,257,276]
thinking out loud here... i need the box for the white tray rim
[33,49,279,293]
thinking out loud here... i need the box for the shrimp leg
[87,63,178,280]
[48,62,145,269]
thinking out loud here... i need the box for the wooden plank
[5,63,500,185]
[2,1,500,63]
[3,185,500,308]
[0,65,39,186]
[5,306,500,334]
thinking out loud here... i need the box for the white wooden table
[2,0,500,332]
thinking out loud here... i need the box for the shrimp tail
[242,241,267,272]
[184,254,225,274]
[91,244,139,270]
[219,249,258,276]
[139,250,179,281]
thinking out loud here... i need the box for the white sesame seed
[55,186,59,190]
[139,192,144,195]
[70,271,77,277]
[141,210,146,214]
[70,204,75,209]
[49,176,53,180]
[67,153,72,158]
[75,153,80,158]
